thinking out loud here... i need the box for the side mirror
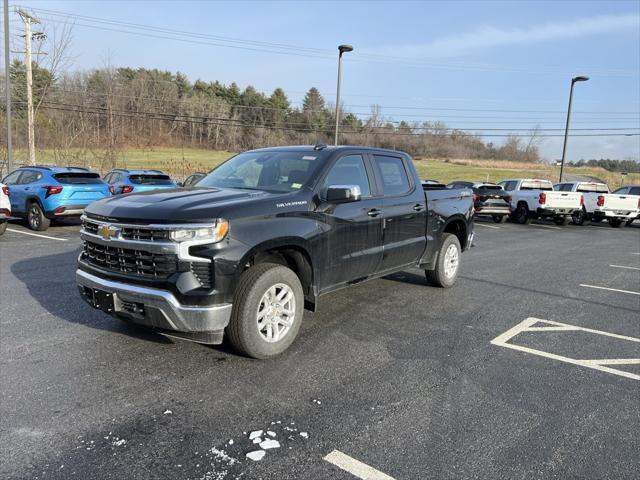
[325,185,362,203]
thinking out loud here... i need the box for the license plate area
[83,287,115,313]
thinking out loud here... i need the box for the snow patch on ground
[259,439,280,450]
[245,450,266,461]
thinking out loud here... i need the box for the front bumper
[76,269,232,343]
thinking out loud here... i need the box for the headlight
[169,220,229,243]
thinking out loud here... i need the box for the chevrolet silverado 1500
[76,146,474,358]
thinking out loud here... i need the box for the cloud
[364,13,640,59]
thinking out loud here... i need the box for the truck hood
[85,187,275,222]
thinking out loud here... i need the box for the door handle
[413,204,424,211]
[367,208,382,217]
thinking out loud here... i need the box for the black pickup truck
[77,146,474,358]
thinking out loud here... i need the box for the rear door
[372,154,427,271]
[317,153,383,290]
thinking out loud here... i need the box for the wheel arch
[237,237,316,310]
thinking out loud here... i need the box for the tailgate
[66,185,109,201]
[601,194,638,211]
[545,192,582,209]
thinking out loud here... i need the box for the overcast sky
[6,0,640,161]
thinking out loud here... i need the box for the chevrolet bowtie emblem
[98,224,120,240]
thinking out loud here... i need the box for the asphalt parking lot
[1,218,639,480]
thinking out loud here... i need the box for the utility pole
[3,0,12,172]
[17,9,40,165]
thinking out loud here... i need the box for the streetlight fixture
[559,75,589,182]
[334,44,353,145]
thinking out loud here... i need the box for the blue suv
[103,169,177,195]
[1,166,111,231]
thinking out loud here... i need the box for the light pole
[559,75,589,182]
[334,44,353,146]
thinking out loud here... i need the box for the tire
[226,262,304,359]
[425,233,462,288]
[515,204,532,225]
[27,201,50,231]
[609,218,622,228]
[0,221,6,236]
[571,208,587,226]
[626,219,635,226]
[492,215,507,224]
[553,216,569,226]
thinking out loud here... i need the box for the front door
[316,154,383,290]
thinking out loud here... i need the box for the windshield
[129,174,174,185]
[198,151,324,193]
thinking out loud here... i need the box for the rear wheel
[571,208,587,226]
[425,233,462,288]
[0,221,7,235]
[492,215,507,224]
[27,202,50,231]
[553,216,569,226]
[515,204,532,225]
[609,218,623,228]
[226,263,304,359]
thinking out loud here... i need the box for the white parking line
[491,317,640,380]
[475,223,501,230]
[579,284,640,296]
[324,450,396,480]
[530,223,562,230]
[610,265,640,271]
[6,228,68,242]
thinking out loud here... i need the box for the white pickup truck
[554,181,640,227]
[498,178,583,225]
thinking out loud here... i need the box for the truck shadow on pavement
[11,248,173,344]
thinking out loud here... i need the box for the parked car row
[0,166,178,231]
[446,178,640,228]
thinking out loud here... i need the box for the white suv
[0,183,10,235]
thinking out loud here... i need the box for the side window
[630,187,640,195]
[111,173,122,184]
[2,170,22,184]
[373,155,411,196]
[103,173,113,183]
[18,170,42,184]
[501,181,516,191]
[324,154,371,197]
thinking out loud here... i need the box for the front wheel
[492,215,507,224]
[553,216,569,226]
[425,233,462,288]
[27,202,50,231]
[0,221,7,236]
[226,263,304,359]
[609,218,623,228]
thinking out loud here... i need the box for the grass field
[7,147,640,188]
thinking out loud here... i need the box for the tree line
[3,62,546,164]
[568,158,640,173]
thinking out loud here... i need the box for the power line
[32,101,640,138]
[20,6,640,77]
